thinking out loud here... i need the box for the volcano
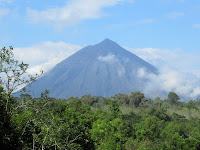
[25,39,158,98]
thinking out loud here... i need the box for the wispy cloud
[0,0,12,5]
[193,24,200,29]
[26,0,133,30]
[0,0,12,18]
[0,9,9,18]
[98,53,126,76]
[98,54,117,64]
[166,12,184,19]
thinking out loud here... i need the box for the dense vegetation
[1,89,200,150]
[1,46,200,149]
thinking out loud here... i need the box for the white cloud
[26,0,133,30]
[14,41,82,75]
[98,54,126,76]
[126,47,200,100]
[117,64,125,77]
[166,12,184,19]
[139,67,200,100]
[137,68,148,79]
[0,9,9,18]
[98,54,117,63]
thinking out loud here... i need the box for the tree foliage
[168,92,180,105]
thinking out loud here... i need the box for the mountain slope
[25,39,158,98]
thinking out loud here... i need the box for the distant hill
[24,39,158,98]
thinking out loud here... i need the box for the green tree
[135,116,164,141]
[80,94,98,106]
[167,92,180,105]
[108,99,121,119]
[0,46,41,149]
[113,93,129,105]
[186,100,195,110]
[0,85,20,149]
[0,46,41,121]
[91,99,132,150]
[59,99,95,149]
[91,117,131,150]
[129,91,146,107]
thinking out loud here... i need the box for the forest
[1,47,200,150]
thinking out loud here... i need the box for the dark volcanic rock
[25,39,158,98]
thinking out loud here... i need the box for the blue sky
[1,0,200,49]
[1,0,200,99]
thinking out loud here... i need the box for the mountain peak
[96,38,121,51]
[100,38,116,44]
[103,38,112,42]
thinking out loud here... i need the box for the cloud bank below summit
[126,47,200,99]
